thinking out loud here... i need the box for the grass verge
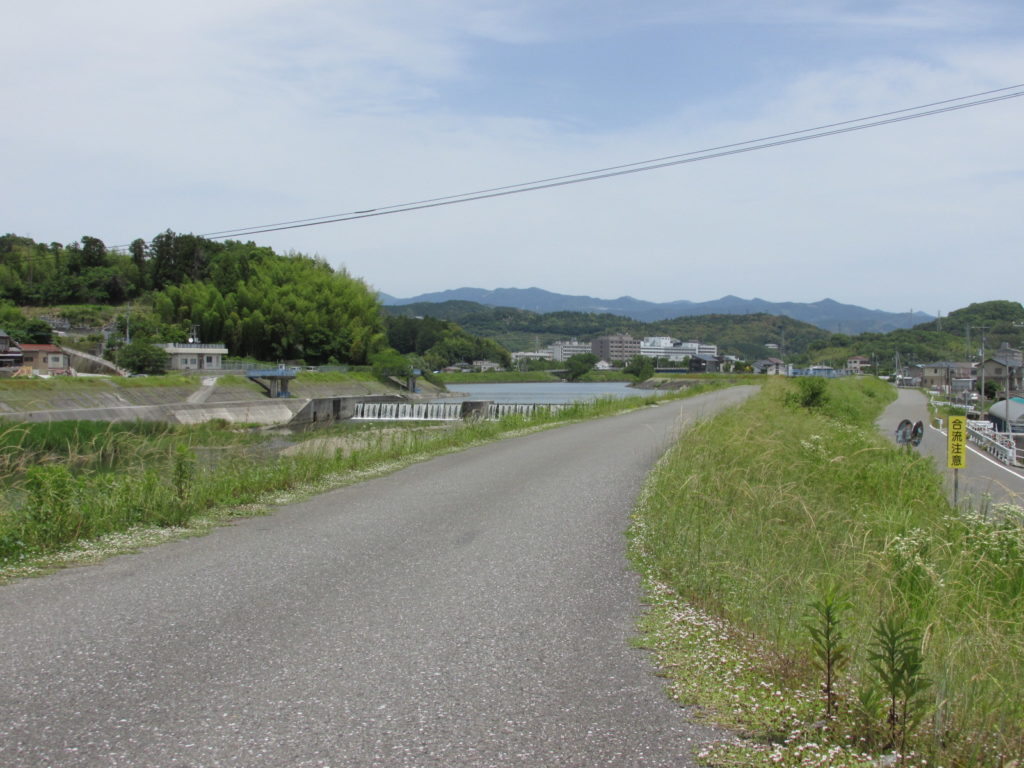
[630,376,1024,767]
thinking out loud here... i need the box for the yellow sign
[947,415,968,469]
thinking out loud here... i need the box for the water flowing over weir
[351,401,570,421]
[353,402,464,421]
[487,403,568,419]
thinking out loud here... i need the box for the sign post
[947,415,968,506]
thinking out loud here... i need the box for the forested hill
[383,300,831,361]
[384,298,1024,366]
[913,301,1024,346]
[0,232,386,364]
[381,287,931,333]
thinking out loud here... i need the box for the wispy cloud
[2,1,1021,310]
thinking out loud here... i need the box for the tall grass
[632,376,1024,765]
[0,419,262,479]
[0,383,729,568]
[0,420,176,477]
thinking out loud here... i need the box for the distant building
[846,355,870,374]
[688,354,722,373]
[900,365,924,388]
[640,337,683,362]
[920,362,975,393]
[511,350,552,363]
[0,330,21,370]
[980,344,1022,394]
[591,334,640,363]
[680,341,718,357]
[993,342,1023,368]
[473,360,503,372]
[158,342,229,371]
[754,358,787,375]
[548,339,592,362]
[18,343,71,375]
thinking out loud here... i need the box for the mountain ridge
[379,287,932,334]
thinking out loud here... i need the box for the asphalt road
[0,386,757,768]
[877,387,1024,509]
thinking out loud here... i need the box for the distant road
[0,386,757,767]
[877,388,1024,509]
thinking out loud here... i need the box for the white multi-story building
[642,336,678,349]
[511,350,553,363]
[548,339,592,362]
[639,337,717,361]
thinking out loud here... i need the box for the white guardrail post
[965,421,1017,466]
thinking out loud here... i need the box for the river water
[434,381,647,404]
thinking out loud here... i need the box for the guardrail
[966,421,1020,466]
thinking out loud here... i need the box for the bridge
[246,367,300,398]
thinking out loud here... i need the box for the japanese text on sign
[947,415,967,469]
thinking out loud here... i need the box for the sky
[3,1,1023,314]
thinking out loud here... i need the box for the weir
[486,402,569,419]
[351,401,571,421]
[352,401,464,421]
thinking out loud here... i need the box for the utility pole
[972,325,989,408]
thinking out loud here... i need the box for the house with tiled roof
[18,343,71,375]
[754,357,787,375]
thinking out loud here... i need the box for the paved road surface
[877,388,1024,509]
[0,387,757,767]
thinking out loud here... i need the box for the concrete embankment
[0,375,424,427]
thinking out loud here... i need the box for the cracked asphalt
[0,386,756,767]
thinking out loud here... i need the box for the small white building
[473,360,504,372]
[158,342,229,371]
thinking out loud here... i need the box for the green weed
[631,376,1024,766]
[0,384,725,571]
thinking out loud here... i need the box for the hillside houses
[904,343,1023,397]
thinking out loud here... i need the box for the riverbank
[631,376,1024,766]
[0,382,732,580]
[0,371,439,424]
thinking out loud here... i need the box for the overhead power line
[192,83,1024,243]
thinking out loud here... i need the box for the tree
[564,353,597,381]
[79,236,108,268]
[624,354,654,380]
[117,341,169,375]
[371,349,412,381]
[18,318,54,344]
